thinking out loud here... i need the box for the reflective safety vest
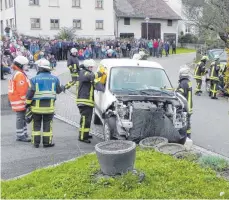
[26,72,60,114]
[209,64,220,81]
[194,61,205,80]
[8,69,30,112]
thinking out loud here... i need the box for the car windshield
[109,66,173,94]
[210,50,227,61]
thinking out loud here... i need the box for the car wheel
[94,113,102,125]
[103,117,116,141]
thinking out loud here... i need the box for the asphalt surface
[1,110,101,180]
[1,53,229,180]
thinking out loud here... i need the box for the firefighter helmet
[70,48,78,54]
[179,65,191,77]
[83,59,96,68]
[13,56,29,69]
[201,55,209,61]
[37,59,51,71]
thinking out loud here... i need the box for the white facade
[0,0,115,39]
[116,18,179,40]
[165,0,198,35]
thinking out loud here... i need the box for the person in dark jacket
[62,39,69,60]
[177,66,193,139]
[51,41,58,60]
[76,59,104,143]
[194,56,208,96]
[56,40,63,61]
[26,59,64,148]
[64,48,80,90]
[23,37,30,50]
[209,56,221,99]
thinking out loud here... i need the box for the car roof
[100,59,164,70]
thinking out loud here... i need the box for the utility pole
[145,17,149,40]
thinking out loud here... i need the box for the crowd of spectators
[1,35,176,80]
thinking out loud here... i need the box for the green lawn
[162,48,196,55]
[2,149,229,199]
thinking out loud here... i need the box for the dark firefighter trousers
[78,106,93,140]
[32,113,54,145]
[210,80,218,98]
[195,79,202,94]
[187,113,192,138]
[65,76,79,92]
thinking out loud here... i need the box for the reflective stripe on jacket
[194,61,205,80]
[77,69,102,107]
[67,55,80,77]
[209,63,220,81]
[26,71,62,114]
[8,68,30,112]
[177,77,193,114]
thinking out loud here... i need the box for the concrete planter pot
[157,143,186,155]
[139,137,168,149]
[95,140,136,176]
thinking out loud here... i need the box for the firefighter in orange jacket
[8,56,31,142]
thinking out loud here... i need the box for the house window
[29,0,39,5]
[124,18,130,25]
[30,18,40,29]
[73,19,81,29]
[167,20,172,26]
[72,0,80,7]
[120,33,134,38]
[5,0,7,8]
[95,0,103,9]
[185,25,191,33]
[50,19,59,29]
[49,0,59,7]
[96,20,103,29]
[8,0,13,7]
[10,18,14,27]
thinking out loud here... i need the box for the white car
[94,59,188,144]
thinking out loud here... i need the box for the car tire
[103,117,116,141]
[94,113,102,125]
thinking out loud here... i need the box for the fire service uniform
[209,57,220,99]
[26,59,64,148]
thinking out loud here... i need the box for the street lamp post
[145,17,150,40]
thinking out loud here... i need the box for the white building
[114,0,181,43]
[165,0,198,35]
[0,0,115,39]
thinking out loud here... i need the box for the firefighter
[177,66,193,139]
[8,56,31,142]
[64,48,80,91]
[77,59,104,143]
[25,59,64,148]
[194,55,208,96]
[209,56,221,99]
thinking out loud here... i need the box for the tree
[182,0,229,47]
[56,27,76,41]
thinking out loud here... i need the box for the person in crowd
[23,37,30,50]
[172,41,176,54]
[158,40,164,57]
[84,46,92,59]
[148,39,153,56]
[30,41,39,56]
[94,38,101,59]
[2,55,11,75]
[153,39,159,57]
[56,39,63,61]
[164,41,170,57]
[51,41,58,60]
[49,54,57,69]
[62,39,69,60]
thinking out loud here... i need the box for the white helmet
[133,53,141,60]
[70,48,78,54]
[179,65,191,77]
[139,51,145,57]
[39,51,44,56]
[83,59,96,68]
[13,56,29,68]
[37,59,51,71]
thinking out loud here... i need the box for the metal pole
[147,22,148,40]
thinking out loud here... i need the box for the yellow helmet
[201,55,209,61]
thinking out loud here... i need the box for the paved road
[1,110,102,180]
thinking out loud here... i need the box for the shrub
[198,156,229,172]
[56,27,76,41]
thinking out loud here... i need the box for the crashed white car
[94,59,188,144]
